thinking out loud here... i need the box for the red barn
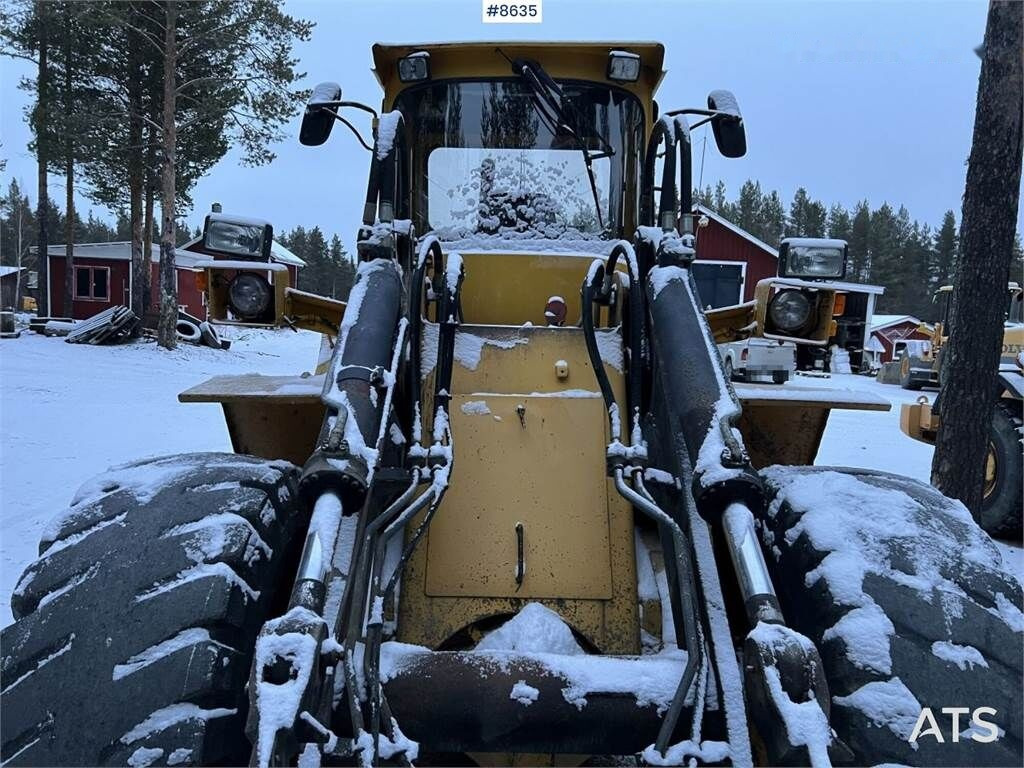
[868,314,934,364]
[41,242,206,321]
[690,204,779,308]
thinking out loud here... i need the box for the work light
[228,273,272,320]
[778,238,848,280]
[398,52,430,82]
[607,51,641,82]
[768,289,813,333]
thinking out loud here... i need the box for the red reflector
[741,348,749,361]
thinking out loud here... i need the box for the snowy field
[1,328,1020,625]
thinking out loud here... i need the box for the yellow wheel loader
[3,43,1022,768]
[901,284,1024,537]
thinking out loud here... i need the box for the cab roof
[371,42,665,102]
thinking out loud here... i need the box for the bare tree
[931,0,1024,512]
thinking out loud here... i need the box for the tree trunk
[931,0,1024,512]
[63,32,74,319]
[144,155,155,314]
[128,51,145,330]
[35,0,49,316]
[156,0,178,350]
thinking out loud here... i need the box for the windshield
[394,79,643,242]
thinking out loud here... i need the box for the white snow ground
[0,327,322,622]
[0,333,1020,625]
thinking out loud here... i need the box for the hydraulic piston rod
[721,502,783,626]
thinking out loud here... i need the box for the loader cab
[365,43,662,327]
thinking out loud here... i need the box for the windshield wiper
[500,50,612,232]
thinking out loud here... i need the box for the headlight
[779,238,848,279]
[769,289,812,333]
[228,273,272,319]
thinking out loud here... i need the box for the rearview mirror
[778,238,848,280]
[299,82,342,146]
[708,90,746,158]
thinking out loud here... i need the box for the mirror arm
[308,99,379,119]
[315,108,374,151]
[338,101,379,119]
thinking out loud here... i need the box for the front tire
[978,401,1023,539]
[758,466,1023,767]
[0,454,305,767]
[900,354,923,391]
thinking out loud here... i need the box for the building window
[73,266,110,301]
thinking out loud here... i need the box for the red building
[41,242,205,321]
[39,237,303,322]
[868,315,934,364]
[691,204,779,308]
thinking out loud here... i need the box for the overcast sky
[2,0,1020,247]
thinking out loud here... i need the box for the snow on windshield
[429,148,609,239]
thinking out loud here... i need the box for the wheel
[899,354,923,391]
[0,454,305,766]
[757,466,1023,767]
[772,370,788,385]
[723,358,735,382]
[978,401,1023,539]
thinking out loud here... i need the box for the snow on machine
[2,43,1022,768]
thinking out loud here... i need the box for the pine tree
[786,188,809,236]
[848,201,871,281]
[713,180,728,213]
[826,203,852,243]
[758,190,785,247]
[933,210,958,291]
[735,180,763,237]
[328,234,356,300]
[868,203,900,308]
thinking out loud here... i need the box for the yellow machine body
[181,41,892,654]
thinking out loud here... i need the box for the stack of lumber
[65,306,139,345]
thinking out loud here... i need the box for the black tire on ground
[899,354,923,391]
[758,466,1023,767]
[772,370,788,385]
[176,320,201,343]
[978,401,1024,539]
[199,321,222,350]
[0,454,305,767]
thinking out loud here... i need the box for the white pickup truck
[718,338,796,384]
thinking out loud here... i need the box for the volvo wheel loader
[900,284,1023,537]
[3,43,1022,768]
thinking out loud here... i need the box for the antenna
[698,129,708,192]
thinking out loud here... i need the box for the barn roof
[694,204,779,258]
[0,265,23,279]
[871,314,924,332]
[34,241,204,270]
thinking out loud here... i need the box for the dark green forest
[2,176,1020,319]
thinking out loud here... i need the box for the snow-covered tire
[199,321,222,350]
[978,401,1023,539]
[0,454,305,767]
[176,320,201,343]
[758,466,1023,767]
